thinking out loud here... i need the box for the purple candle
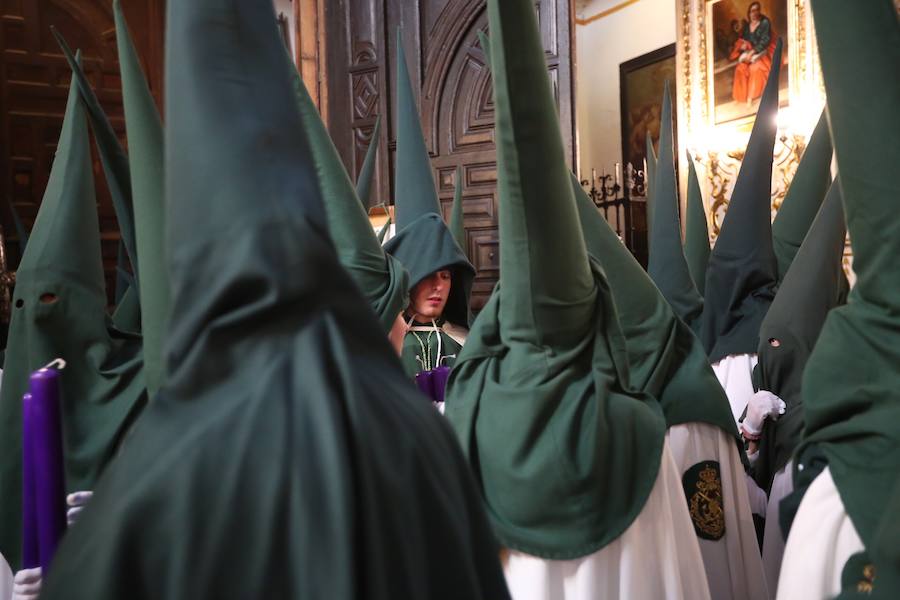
[21,393,39,569]
[431,366,451,404]
[24,367,66,573]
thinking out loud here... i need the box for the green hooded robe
[445,0,665,559]
[0,59,146,571]
[683,155,710,296]
[41,2,510,598]
[700,40,782,363]
[383,33,475,377]
[787,1,900,596]
[355,115,381,209]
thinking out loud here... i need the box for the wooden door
[0,0,165,316]
[324,0,576,311]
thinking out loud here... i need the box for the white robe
[711,353,758,426]
[502,441,711,600]
[762,462,793,599]
[0,552,12,600]
[776,467,864,600]
[667,423,769,600]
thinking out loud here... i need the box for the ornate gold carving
[683,461,725,541]
[680,0,692,132]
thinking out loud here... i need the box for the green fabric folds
[793,1,900,583]
[573,172,739,444]
[0,59,146,570]
[683,155,710,295]
[700,39,782,363]
[383,33,474,328]
[754,180,846,492]
[114,0,170,395]
[772,109,833,284]
[41,2,509,598]
[355,115,381,208]
[291,60,409,333]
[445,0,665,559]
[647,82,704,333]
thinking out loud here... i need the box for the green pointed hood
[772,109,833,283]
[572,172,739,443]
[700,39,782,363]
[445,0,665,559]
[0,57,146,570]
[52,29,138,287]
[355,115,381,208]
[8,201,29,260]
[683,155,710,295]
[645,131,658,238]
[383,33,474,328]
[110,238,141,335]
[647,82,704,332]
[290,63,409,333]
[114,0,170,396]
[449,166,466,252]
[794,0,900,565]
[477,30,492,64]
[39,2,510,596]
[754,180,846,491]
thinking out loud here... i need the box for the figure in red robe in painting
[730,2,777,105]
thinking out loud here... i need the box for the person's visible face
[749,3,761,21]
[409,270,452,320]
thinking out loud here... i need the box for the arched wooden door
[0,0,164,318]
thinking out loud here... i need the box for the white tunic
[762,462,793,599]
[711,353,759,425]
[776,467,864,600]
[667,423,769,600]
[502,441,711,600]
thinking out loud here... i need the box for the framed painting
[707,0,789,124]
[619,44,677,182]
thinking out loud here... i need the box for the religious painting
[619,44,677,183]
[708,0,789,124]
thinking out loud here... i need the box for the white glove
[12,567,41,600]
[66,490,93,526]
[742,391,786,437]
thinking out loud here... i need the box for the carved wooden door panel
[0,0,164,311]
[325,0,576,311]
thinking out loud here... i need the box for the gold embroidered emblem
[683,461,725,541]
[856,564,875,594]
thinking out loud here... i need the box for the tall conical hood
[114,0,169,395]
[393,33,441,229]
[8,201,29,260]
[772,109,833,283]
[700,39,782,362]
[645,131,658,238]
[683,155,710,295]
[449,166,466,253]
[38,2,511,596]
[572,172,739,441]
[355,115,381,208]
[111,238,141,335]
[794,0,900,560]
[291,63,409,333]
[384,34,474,328]
[52,29,138,286]
[0,55,145,570]
[754,180,846,491]
[647,82,704,332]
[445,0,665,559]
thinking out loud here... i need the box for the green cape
[445,0,665,559]
[792,3,900,594]
[647,82,704,333]
[573,172,739,446]
[383,32,474,328]
[754,180,846,492]
[291,61,409,333]
[700,39,782,363]
[355,115,381,208]
[0,59,146,570]
[771,109,833,284]
[42,3,509,598]
[683,155,710,295]
[114,0,170,395]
